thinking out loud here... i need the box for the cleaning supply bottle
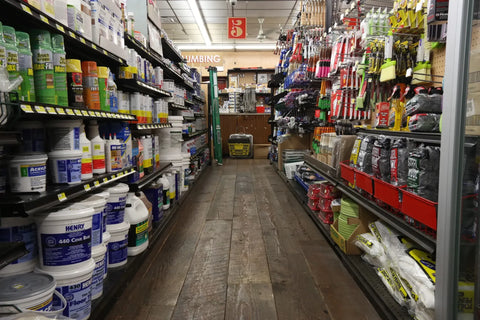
[31,30,55,104]
[80,124,93,180]
[3,26,20,94]
[16,32,35,102]
[137,191,153,234]
[137,137,144,178]
[66,59,84,108]
[166,172,175,205]
[97,66,109,111]
[125,192,149,256]
[82,61,100,109]
[108,70,118,112]
[140,135,153,175]
[0,22,7,70]
[106,134,124,172]
[87,120,106,174]
[128,137,140,183]
[158,175,170,210]
[51,34,67,106]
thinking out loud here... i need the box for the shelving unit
[117,79,172,98]
[161,37,184,63]
[128,162,172,192]
[191,145,208,160]
[169,103,189,110]
[132,123,172,130]
[183,129,208,139]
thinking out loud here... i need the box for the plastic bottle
[0,23,7,70]
[137,191,153,234]
[141,135,153,175]
[16,32,35,102]
[127,12,135,36]
[153,135,160,169]
[106,134,124,172]
[97,66,109,111]
[108,70,118,112]
[66,59,84,108]
[30,30,55,104]
[87,120,106,174]
[125,192,149,256]
[166,173,175,204]
[158,175,170,210]
[82,61,100,110]
[128,137,140,183]
[51,34,67,106]
[137,137,144,179]
[80,124,93,180]
[3,26,20,94]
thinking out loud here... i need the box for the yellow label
[74,110,83,116]
[35,106,46,114]
[143,158,153,168]
[111,174,116,179]
[40,15,49,24]
[46,107,56,114]
[117,171,124,177]
[88,111,96,117]
[21,104,34,113]
[68,31,76,38]
[94,181,100,187]
[57,193,67,201]
[136,220,149,234]
[82,146,90,152]
[101,112,107,117]
[56,107,66,115]
[106,113,113,118]
[20,4,32,15]
[66,109,75,115]
[84,184,91,191]
[81,110,89,116]
[56,24,65,33]
[92,44,97,49]
[80,38,86,44]
[95,112,101,117]
[54,66,66,73]
[103,177,109,183]
[155,154,159,162]
[103,49,108,55]
[27,68,33,76]
[407,248,436,284]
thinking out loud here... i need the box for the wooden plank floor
[103,159,381,320]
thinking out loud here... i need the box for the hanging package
[408,114,441,132]
[357,135,376,174]
[390,138,409,186]
[405,93,443,116]
[371,136,391,182]
[407,144,441,201]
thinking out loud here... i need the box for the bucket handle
[0,290,67,317]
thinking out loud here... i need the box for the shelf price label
[35,106,47,114]
[81,110,89,117]
[74,110,83,116]
[94,180,100,187]
[103,49,108,55]
[92,44,97,50]
[117,171,124,177]
[95,112,101,117]
[56,24,65,33]
[101,112,107,117]
[57,193,67,202]
[88,111,96,117]
[21,105,34,113]
[66,109,75,116]
[80,38,86,44]
[84,184,91,191]
[56,107,66,115]
[20,4,32,15]
[39,15,49,24]
[46,107,56,114]
[103,177,109,183]
[111,174,117,179]
[106,113,113,118]
[68,31,76,38]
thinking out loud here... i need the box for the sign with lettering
[228,17,246,39]
[185,55,222,64]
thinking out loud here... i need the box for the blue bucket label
[40,228,91,266]
[92,212,103,247]
[102,208,107,233]
[22,164,47,177]
[106,198,126,225]
[0,223,38,263]
[108,237,128,265]
[73,127,80,150]
[103,252,107,277]
[56,158,81,183]
[55,277,92,319]
[92,256,105,297]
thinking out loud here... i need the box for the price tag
[106,113,113,118]
[20,4,32,15]
[117,172,124,177]
[111,174,116,179]
[68,31,76,38]
[92,44,97,49]
[101,112,107,117]
[56,24,65,33]
[80,38,86,44]
[66,108,75,116]
[81,110,89,116]
[130,168,135,173]
[57,193,67,202]
[35,106,47,114]
[115,114,121,119]
[95,112,101,117]
[88,111,95,117]
[56,107,66,115]
[84,184,91,191]
[103,177,109,183]
[21,104,34,113]
[40,15,49,24]
[94,180,100,187]
[46,107,56,114]
[103,49,108,55]
[74,110,83,116]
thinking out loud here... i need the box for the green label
[20,166,28,177]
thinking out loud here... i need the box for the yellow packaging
[458,281,474,313]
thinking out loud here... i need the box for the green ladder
[209,67,223,165]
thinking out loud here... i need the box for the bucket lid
[103,231,111,243]
[35,258,95,280]
[97,66,109,79]
[95,191,110,199]
[35,204,94,221]
[10,153,48,162]
[76,195,107,209]
[0,273,56,302]
[106,221,130,233]
[66,59,82,73]
[48,150,82,158]
[92,243,107,257]
[104,183,129,195]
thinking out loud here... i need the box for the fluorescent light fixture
[177,44,234,50]
[235,43,276,50]
[187,0,211,46]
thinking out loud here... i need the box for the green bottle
[51,34,67,106]
[0,23,7,69]
[16,32,36,102]
[30,30,55,104]
[3,26,20,94]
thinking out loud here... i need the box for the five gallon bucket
[94,190,110,234]
[48,150,82,184]
[0,217,38,277]
[8,153,48,193]
[103,183,129,225]
[74,195,107,247]
[0,273,56,313]
[17,121,46,153]
[36,258,95,320]
[106,221,129,268]
[47,120,81,151]
[91,244,107,300]
[102,231,111,279]
[34,205,94,271]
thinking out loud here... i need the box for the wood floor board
[225,283,278,320]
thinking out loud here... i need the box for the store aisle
[104,159,381,320]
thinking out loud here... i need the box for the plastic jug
[125,192,149,256]
[138,191,153,234]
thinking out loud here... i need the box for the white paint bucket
[34,205,94,271]
[91,243,107,300]
[73,195,107,247]
[47,120,81,151]
[102,231,110,279]
[94,190,110,234]
[18,120,46,153]
[0,216,37,277]
[106,221,129,268]
[0,273,56,312]
[103,183,129,225]
[8,153,48,193]
[48,150,82,184]
[36,258,95,320]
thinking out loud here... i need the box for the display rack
[161,37,184,63]
[169,103,189,110]
[128,162,172,192]
[132,123,172,130]
[191,145,208,160]
[193,95,206,103]
[357,128,441,144]
[183,129,208,139]
[0,168,135,215]
[117,79,172,98]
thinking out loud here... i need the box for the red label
[93,158,105,170]
[228,17,246,39]
[82,162,93,174]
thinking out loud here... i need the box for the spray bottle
[16,32,35,102]
[80,123,93,180]
[87,120,105,174]
[31,30,55,104]
[3,26,20,95]
[51,34,67,106]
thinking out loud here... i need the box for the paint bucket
[48,150,82,184]
[106,221,129,268]
[102,231,110,279]
[95,191,110,233]
[91,243,107,300]
[34,205,94,271]
[17,121,45,153]
[8,153,48,193]
[46,120,81,151]
[0,216,37,277]
[73,195,107,247]
[103,183,129,225]
[36,258,95,320]
[0,273,57,312]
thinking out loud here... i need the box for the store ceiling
[157,0,301,49]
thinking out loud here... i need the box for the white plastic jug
[125,192,149,256]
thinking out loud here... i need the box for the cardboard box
[330,208,375,255]
[253,144,270,159]
[278,134,312,170]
